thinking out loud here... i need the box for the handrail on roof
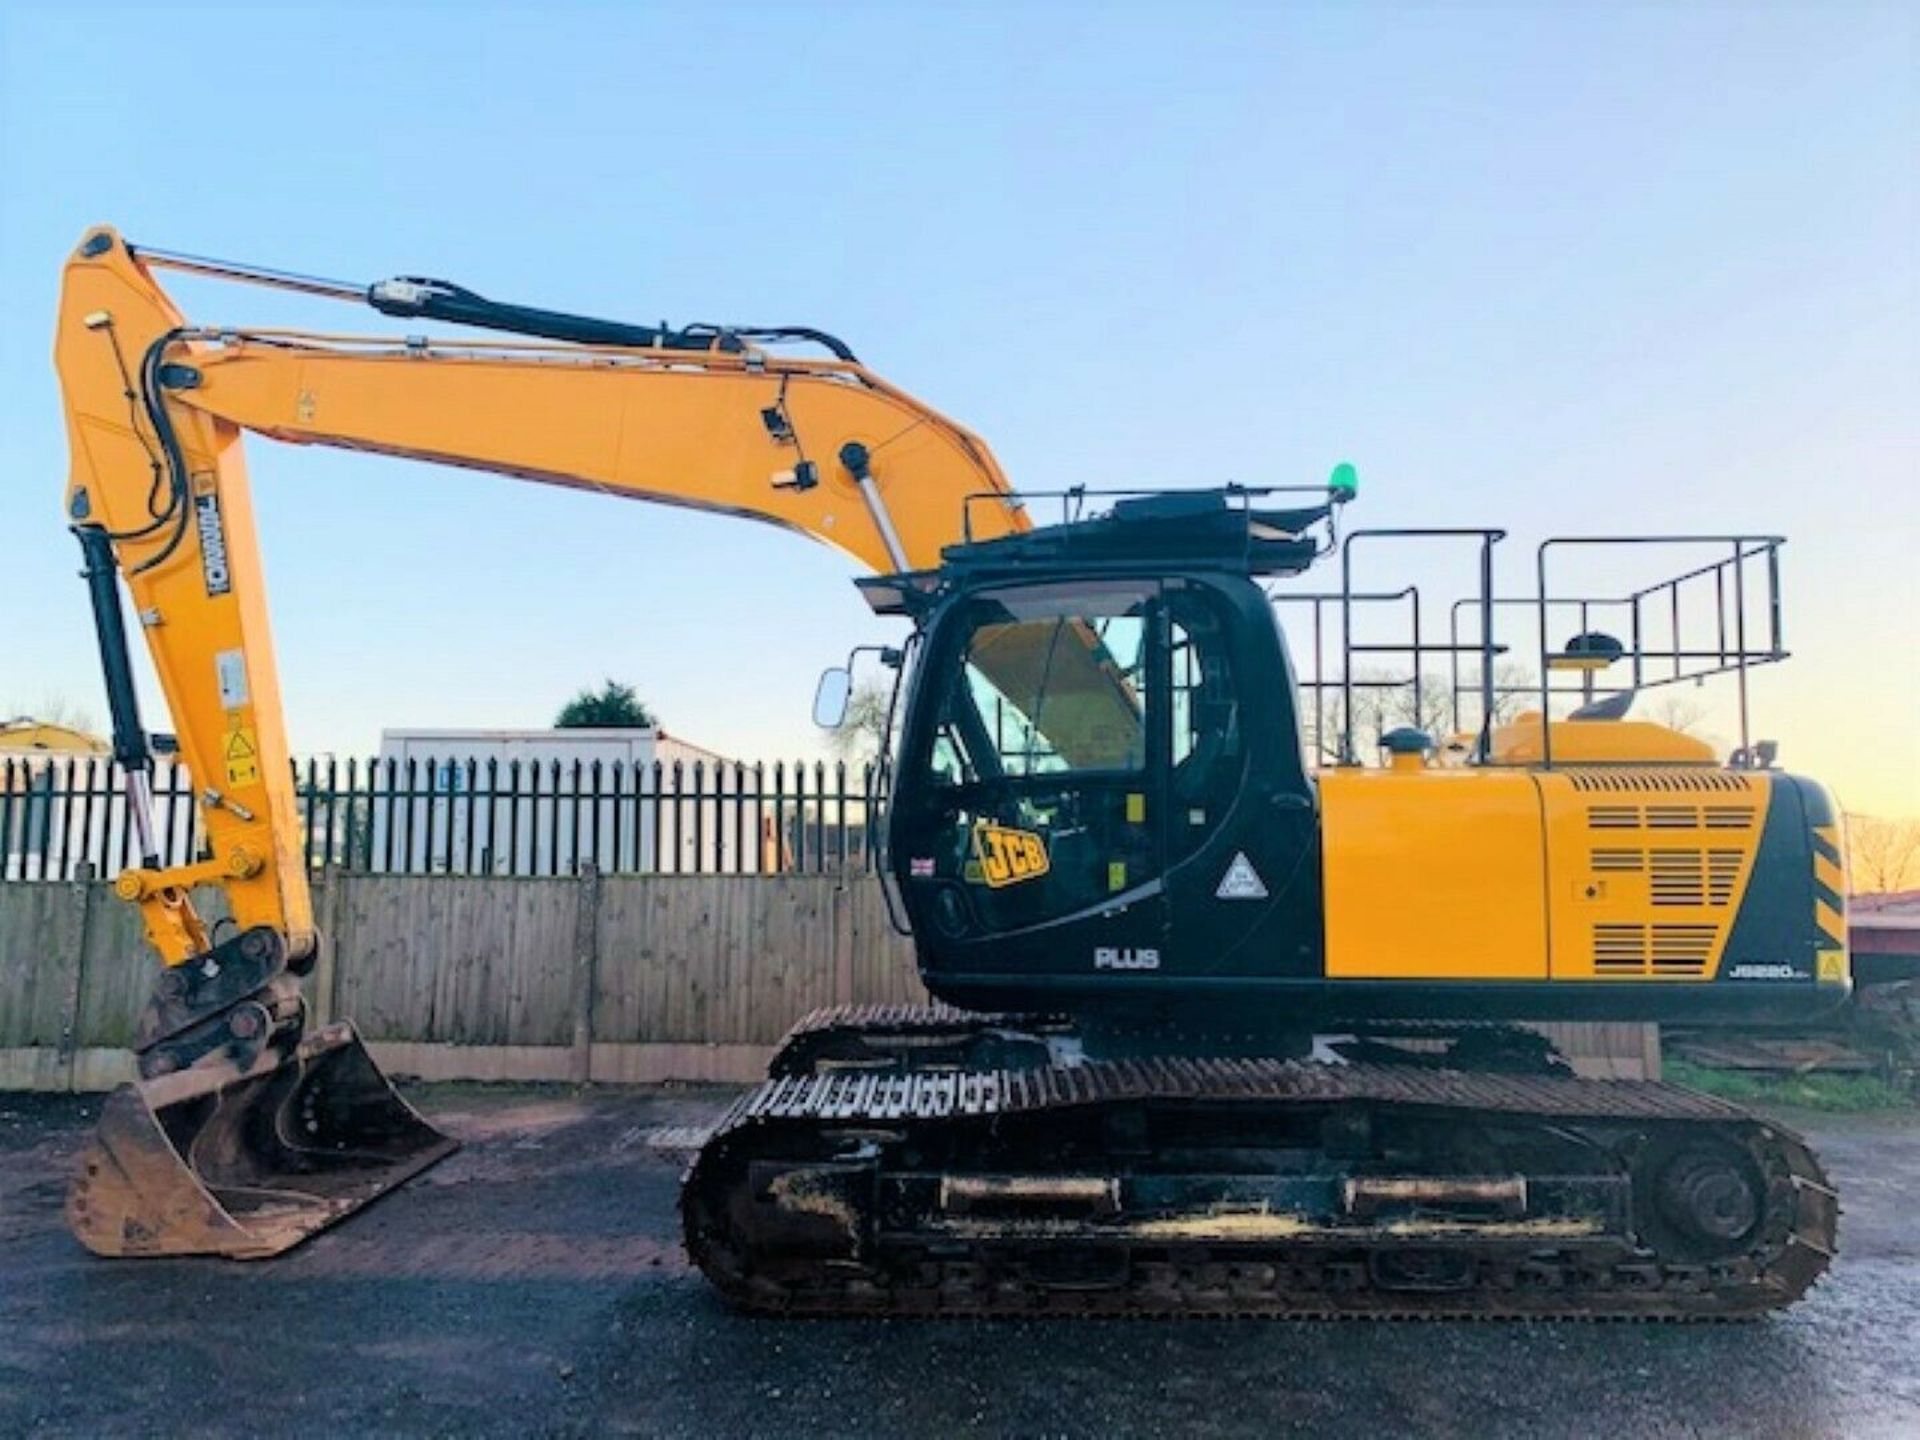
[1269,530,1788,773]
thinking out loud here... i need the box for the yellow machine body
[1323,761,1848,1014]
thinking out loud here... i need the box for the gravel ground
[1,1084,1916,1439]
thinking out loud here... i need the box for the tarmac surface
[2,1084,1917,1439]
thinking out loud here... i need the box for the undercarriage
[682,1006,1836,1319]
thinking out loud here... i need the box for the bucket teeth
[66,1023,457,1260]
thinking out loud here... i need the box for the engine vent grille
[1591,848,1644,873]
[1586,805,1760,834]
[1564,769,1757,794]
[1654,925,1718,971]
[1707,850,1742,906]
[1567,774,1762,980]
[1594,924,1647,971]
[1588,806,1642,830]
[1649,851,1704,905]
[1591,923,1720,976]
[1647,805,1700,829]
[1586,849,1743,908]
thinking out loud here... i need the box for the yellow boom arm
[54,226,1026,968]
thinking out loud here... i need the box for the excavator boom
[54,226,1025,1257]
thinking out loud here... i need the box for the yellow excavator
[54,227,1847,1316]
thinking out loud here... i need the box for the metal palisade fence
[0,754,879,881]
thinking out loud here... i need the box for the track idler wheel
[1633,1135,1769,1263]
[1655,1148,1762,1248]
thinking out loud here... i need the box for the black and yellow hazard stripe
[1811,824,1847,943]
[1811,823,1848,982]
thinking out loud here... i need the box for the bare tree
[1311,668,1453,762]
[1847,815,1920,895]
[1456,660,1538,726]
[1643,690,1709,736]
[1307,659,1739,768]
[2,693,99,736]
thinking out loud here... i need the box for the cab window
[932,584,1152,785]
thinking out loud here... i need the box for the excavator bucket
[66,1021,457,1259]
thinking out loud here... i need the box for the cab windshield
[927,583,1151,788]
[902,578,1246,930]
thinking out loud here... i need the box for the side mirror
[812,667,852,728]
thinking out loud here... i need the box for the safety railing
[0,754,877,882]
[1272,530,1787,770]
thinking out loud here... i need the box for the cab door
[1156,580,1322,980]
[891,579,1171,986]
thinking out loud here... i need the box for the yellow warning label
[223,723,260,788]
[1108,860,1128,892]
[1817,949,1848,984]
[971,822,1050,888]
[1126,792,1146,824]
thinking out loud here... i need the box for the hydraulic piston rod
[74,525,159,867]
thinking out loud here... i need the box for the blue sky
[2,2,1915,816]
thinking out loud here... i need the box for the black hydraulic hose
[369,277,739,352]
[732,326,860,363]
[88,321,181,540]
[81,326,184,545]
[127,330,194,577]
[367,277,860,362]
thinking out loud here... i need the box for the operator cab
[855,489,1343,1020]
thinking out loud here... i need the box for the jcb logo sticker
[972,822,1050,888]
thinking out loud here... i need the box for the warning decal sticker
[223,722,261,788]
[1216,852,1269,900]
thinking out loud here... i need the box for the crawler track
[684,1011,1836,1319]
[767,1004,1069,1077]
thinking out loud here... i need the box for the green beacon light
[1328,461,1359,503]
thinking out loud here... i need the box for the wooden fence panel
[72,887,149,1051]
[745,877,846,1038]
[593,876,843,1046]
[0,883,82,1048]
[333,875,580,1046]
[1535,1021,1660,1080]
[1,875,1661,1088]
[845,881,927,1007]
